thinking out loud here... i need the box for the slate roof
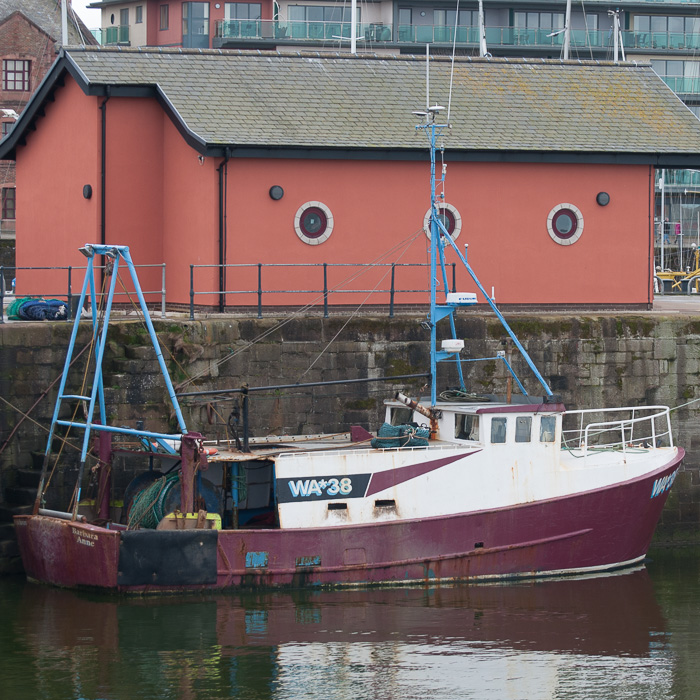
[4,46,700,166]
[0,0,97,45]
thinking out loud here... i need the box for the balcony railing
[104,25,130,45]
[660,169,700,188]
[656,74,700,94]
[215,20,700,53]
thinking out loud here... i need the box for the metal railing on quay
[189,262,457,320]
[0,264,166,324]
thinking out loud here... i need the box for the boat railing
[562,405,674,457]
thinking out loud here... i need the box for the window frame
[540,416,557,443]
[490,417,507,444]
[160,4,170,30]
[2,59,31,92]
[515,416,532,443]
[2,187,16,220]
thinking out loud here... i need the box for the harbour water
[2,547,700,700]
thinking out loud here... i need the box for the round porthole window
[547,203,584,246]
[423,203,462,241]
[294,201,334,245]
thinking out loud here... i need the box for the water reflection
[0,565,680,700]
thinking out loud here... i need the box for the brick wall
[0,11,59,236]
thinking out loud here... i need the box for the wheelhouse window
[515,416,532,443]
[160,4,169,30]
[2,60,30,92]
[390,407,413,425]
[491,417,507,444]
[540,416,556,442]
[2,187,16,220]
[455,414,479,441]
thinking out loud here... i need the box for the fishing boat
[14,108,684,593]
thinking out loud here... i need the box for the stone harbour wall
[1,312,699,572]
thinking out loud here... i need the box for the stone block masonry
[0,313,698,558]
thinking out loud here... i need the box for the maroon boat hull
[14,454,683,593]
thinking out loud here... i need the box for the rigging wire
[446,0,460,124]
[297,224,424,380]
[177,228,427,390]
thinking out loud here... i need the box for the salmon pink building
[2,47,700,310]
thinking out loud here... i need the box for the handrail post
[323,263,328,318]
[452,262,456,292]
[161,263,166,318]
[389,263,395,318]
[257,263,263,319]
[0,266,4,324]
[67,266,73,321]
[189,264,195,320]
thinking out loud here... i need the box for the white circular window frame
[547,202,584,246]
[294,200,334,245]
[423,202,462,242]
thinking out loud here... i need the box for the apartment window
[1,121,13,136]
[2,60,30,92]
[434,9,477,27]
[120,8,129,25]
[635,15,700,35]
[514,12,564,30]
[2,187,15,220]
[225,3,261,20]
[160,4,169,30]
[652,60,700,93]
[287,5,357,23]
[136,5,143,23]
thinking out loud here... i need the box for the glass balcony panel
[653,32,669,49]
[415,25,434,43]
[669,32,685,49]
[290,20,308,38]
[398,24,413,42]
[308,22,324,39]
[240,20,259,37]
[434,26,451,42]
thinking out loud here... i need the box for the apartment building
[86,2,700,116]
[0,0,95,282]
[86,0,700,252]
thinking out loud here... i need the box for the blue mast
[415,108,554,406]
[39,244,190,518]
